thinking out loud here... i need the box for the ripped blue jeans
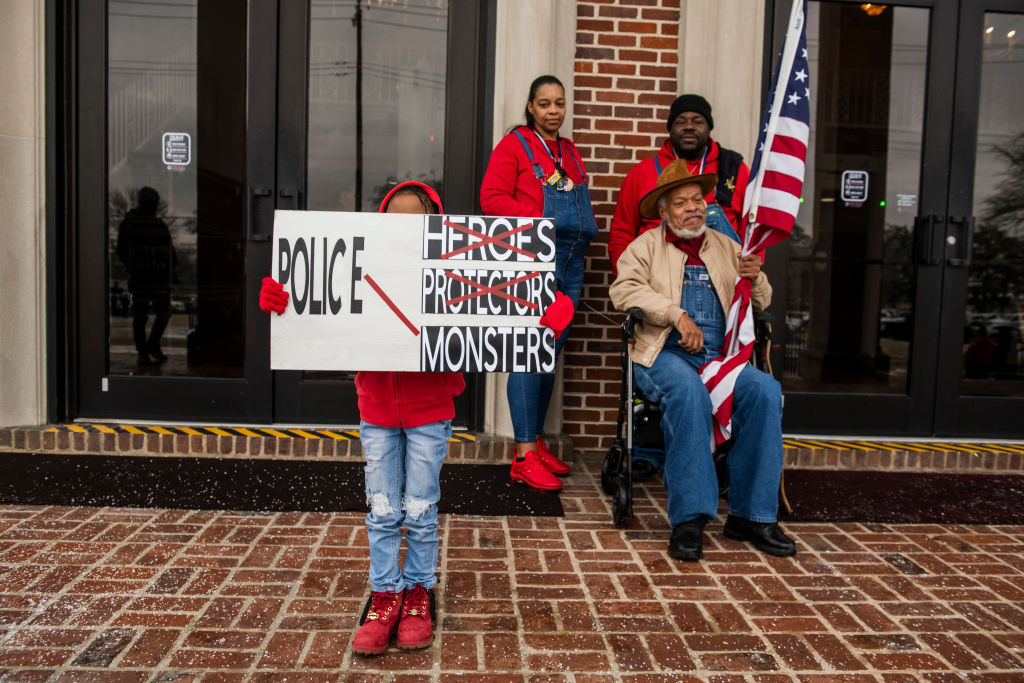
[360,419,451,592]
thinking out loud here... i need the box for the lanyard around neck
[531,129,564,170]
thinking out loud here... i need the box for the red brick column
[564,0,681,453]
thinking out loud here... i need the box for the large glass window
[961,12,1024,395]
[781,2,928,394]
[307,0,449,212]
[107,0,247,378]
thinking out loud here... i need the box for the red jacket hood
[378,181,444,213]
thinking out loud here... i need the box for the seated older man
[609,159,796,561]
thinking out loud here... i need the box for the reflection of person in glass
[117,186,177,366]
[964,324,997,379]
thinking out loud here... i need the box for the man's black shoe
[631,459,659,483]
[668,518,706,561]
[723,515,797,557]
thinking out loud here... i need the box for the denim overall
[507,130,598,442]
[653,155,739,242]
[633,264,784,527]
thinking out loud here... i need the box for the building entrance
[769,0,1024,436]
[70,0,489,425]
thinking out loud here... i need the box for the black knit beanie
[667,94,714,130]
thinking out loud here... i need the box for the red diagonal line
[363,273,419,336]
[441,220,537,260]
[444,271,540,309]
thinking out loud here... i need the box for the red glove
[540,291,574,339]
[259,276,289,315]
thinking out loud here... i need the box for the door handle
[946,215,975,267]
[248,187,272,242]
[914,214,940,265]
[279,188,301,210]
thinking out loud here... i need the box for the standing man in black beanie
[607,93,751,482]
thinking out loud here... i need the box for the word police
[277,236,364,314]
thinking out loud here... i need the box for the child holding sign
[259,181,464,655]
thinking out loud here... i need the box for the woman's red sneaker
[536,437,571,475]
[510,449,563,491]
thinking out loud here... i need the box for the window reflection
[780,2,927,394]
[307,0,449,212]
[107,0,247,377]
[962,12,1024,394]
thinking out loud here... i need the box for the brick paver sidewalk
[1,454,1022,681]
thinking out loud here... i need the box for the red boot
[510,449,563,491]
[536,437,571,475]
[396,583,436,650]
[351,590,403,655]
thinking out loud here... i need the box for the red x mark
[444,271,540,310]
[441,220,537,260]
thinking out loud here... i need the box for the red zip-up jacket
[608,137,749,274]
[355,181,466,428]
[480,126,588,217]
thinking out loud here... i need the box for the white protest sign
[271,210,558,372]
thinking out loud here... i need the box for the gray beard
[667,223,707,240]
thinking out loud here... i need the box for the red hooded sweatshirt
[608,137,749,274]
[354,181,466,428]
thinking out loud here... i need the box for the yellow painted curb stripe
[149,426,175,435]
[316,430,348,440]
[175,427,204,436]
[235,427,262,438]
[119,425,146,435]
[905,442,950,452]
[66,424,88,433]
[881,441,926,452]
[783,439,807,449]
[949,442,1001,453]
[801,439,838,449]
[91,424,118,434]
[993,444,1024,453]
[259,428,291,438]
[286,429,318,439]
[825,441,875,451]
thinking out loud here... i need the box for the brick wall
[563,0,682,454]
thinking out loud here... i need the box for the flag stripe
[758,186,803,217]
[770,133,807,161]
[702,0,807,446]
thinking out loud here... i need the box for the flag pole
[743,0,806,255]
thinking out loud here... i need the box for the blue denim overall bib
[507,130,598,442]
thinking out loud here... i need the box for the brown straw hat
[638,159,717,219]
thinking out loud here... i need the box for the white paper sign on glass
[270,210,558,372]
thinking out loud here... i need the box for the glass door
[767,0,960,434]
[770,0,1024,437]
[74,0,276,421]
[934,0,1024,435]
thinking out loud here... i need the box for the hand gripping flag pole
[700,0,810,446]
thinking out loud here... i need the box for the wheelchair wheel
[601,441,624,495]
[612,474,631,528]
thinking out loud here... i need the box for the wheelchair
[601,307,784,528]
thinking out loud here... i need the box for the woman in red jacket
[259,181,463,656]
[480,75,597,492]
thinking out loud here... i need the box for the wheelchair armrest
[623,307,645,340]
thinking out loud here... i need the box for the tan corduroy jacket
[609,225,772,368]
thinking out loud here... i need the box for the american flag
[700,0,810,446]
